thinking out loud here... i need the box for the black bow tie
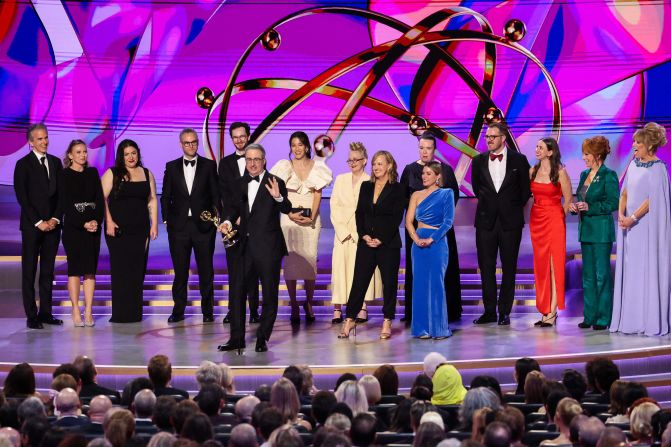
[235,153,245,160]
[184,159,195,167]
[248,175,260,183]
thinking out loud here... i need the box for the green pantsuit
[576,165,619,327]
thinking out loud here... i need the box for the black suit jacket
[223,172,291,260]
[355,181,405,248]
[471,150,531,230]
[79,382,121,400]
[14,152,63,230]
[160,156,220,232]
[218,153,246,207]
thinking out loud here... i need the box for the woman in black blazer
[339,150,405,340]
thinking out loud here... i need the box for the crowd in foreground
[0,353,669,447]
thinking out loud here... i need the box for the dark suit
[345,181,405,320]
[161,156,220,318]
[218,153,260,318]
[13,151,63,321]
[471,150,531,318]
[79,382,121,401]
[52,416,91,430]
[400,161,462,323]
[223,171,291,344]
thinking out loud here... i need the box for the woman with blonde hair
[524,371,546,404]
[630,401,662,444]
[358,375,382,406]
[335,380,369,416]
[541,397,582,445]
[270,377,311,431]
[338,150,405,340]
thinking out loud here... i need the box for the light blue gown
[411,188,455,338]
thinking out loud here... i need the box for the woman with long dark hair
[59,140,104,326]
[528,137,572,327]
[101,140,158,323]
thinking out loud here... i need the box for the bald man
[235,395,260,424]
[82,395,113,435]
[229,423,258,447]
[0,428,20,447]
[53,388,89,429]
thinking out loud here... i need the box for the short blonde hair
[349,142,368,161]
[630,401,660,439]
[634,122,667,154]
[555,397,582,427]
[358,375,381,406]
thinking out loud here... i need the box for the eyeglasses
[245,157,264,164]
[346,158,364,165]
[485,135,503,140]
[182,140,199,147]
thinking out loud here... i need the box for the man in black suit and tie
[218,122,260,324]
[471,122,531,326]
[13,123,63,329]
[161,128,220,323]
[217,143,291,353]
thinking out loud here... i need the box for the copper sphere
[483,107,504,124]
[196,87,214,109]
[261,29,281,51]
[314,134,335,158]
[408,115,428,136]
[504,19,526,42]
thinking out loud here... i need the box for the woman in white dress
[270,132,333,323]
[330,143,382,323]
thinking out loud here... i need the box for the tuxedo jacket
[355,181,406,249]
[160,155,220,233]
[223,172,292,260]
[576,165,619,243]
[218,153,245,209]
[471,150,531,230]
[14,152,63,230]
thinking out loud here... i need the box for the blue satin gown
[411,188,455,338]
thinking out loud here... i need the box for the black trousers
[21,226,61,320]
[225,246,259,318]
[229,247,282,344]
[345,244,400,320]
[475,218,523,317]
[404,226,463,322]
[168,219,215,317]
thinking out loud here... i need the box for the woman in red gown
[529,138,573,327]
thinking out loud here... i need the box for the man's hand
[37,221,51,232]
[84,220,98,233]
[265,177,281,198]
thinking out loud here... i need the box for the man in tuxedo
[13,123,63,329]
[400,131,462,326]
[161,128,220,323]
[218,143,291,353]
[471,122,531,326]
[218,122,260,324]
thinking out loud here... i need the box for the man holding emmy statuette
[217,143,291,353]
[161,128,220,323]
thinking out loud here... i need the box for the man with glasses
[471,122,530,326]
[161,128,220,323]
[217,144,291,353]
[400,131,462,326]
[218,122,261,324]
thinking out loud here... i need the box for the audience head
[608,380,628,415]
[350,413,377,447]
[282,366,304,398]
[633,122,668,154]
[459,387,502,430]
[390,398,413,433]
[219,363,235,393]
[514,357,540,395]
[410,400,437,432]
[358,375,381,406]
[270,377,301,423]
[420,411,445,431]
[229,423,258,447]
[545,388,571,421]
[570,414,589,445]
[652,409,671,443]
[413,421,446,447]
[197,384,225,417]
[373,364,399,395]
[88,395,113,423]
[313,427,349,447]
[258,407,284,442]
[133,389,157,419]
[3,363,35,397]
[312,390,337,426]
[52,364,80,385]
[105,409,135,447]
[147,432,177,447]
[148,355,173,388]
[470,376,503,401]
[0,428,20,447]
[235,395,260,423]
[180,413,213,444]
[432,364,467,405]
[578,416,606,447]
[335,373,357,392]
[267,425,302,447]
[254,384,271,402]
[423,352,448,378]
[17,396,46,423]
[562,369,588,401]
[195,361,223,388]
[325,412,352,434]
[630,401,661,441]
[523,371,545,404]
[297,364,314,396]
[495,406,525,443]
[51,374,77,393]
[586,357,619,394]
[55,388,80,416]
[19,416,50,447]
[173,400,200,435]
[73,356,97,385]
[555,397,583,429]
[596,426,627,447]
[121,377,154,407]
[662,422,671,447]
[153,395,177,432]
[334,380,368,417]
[483,421,511,447]
[623,382,649,409]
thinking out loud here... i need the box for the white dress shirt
[183,156,197,216]
[488,148,507,192]
[247,170,265,212]
[236,150,246,176]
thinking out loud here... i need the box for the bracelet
[630,214,638,222]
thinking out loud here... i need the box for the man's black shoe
[255,339,268,352]
[578,321,591,329]
[167,314,185,323]
[249,315,260,324]
[203,315,214,323]
[498,314,511,326]
[217,340,245,352]
[27,319,43,329]
[38,315,63,325]
[473,314,497,324]
[222,313,231,324]
[592,324,608,331]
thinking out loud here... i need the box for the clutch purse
[291,207,312,218]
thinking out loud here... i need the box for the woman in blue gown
[405,161,455,339]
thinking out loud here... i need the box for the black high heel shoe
[303,302,315,323]
[539,312,557,327]
[332,309,343,324]
[290,305,300,325]
[355,308,369,323]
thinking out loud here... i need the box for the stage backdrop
[0,1,669,193]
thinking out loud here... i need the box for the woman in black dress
[101,140,158,323]
[59,140,104,327]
